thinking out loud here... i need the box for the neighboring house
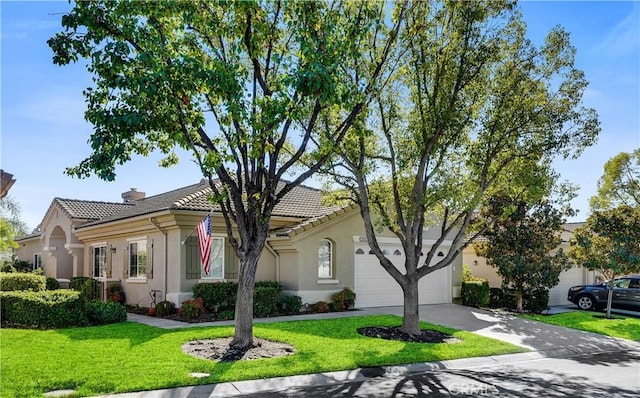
[462,222,597,306]
[0,169,16,198]
[16,180,463,308]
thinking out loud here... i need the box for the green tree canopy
[589,149,640,211]
[49,0,406,349]
[474,196,572,312]
[322,0,599,333]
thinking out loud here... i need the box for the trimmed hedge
[0,272,46,292]
[0,290,89,329]
[192,281,286,318]
[523,288,550,314]
[277,295,302,315]
[461,280,490,308]
[193,281,237,311]
[85,300,127,325]
[70,277,102,301]
[254,287,280,317]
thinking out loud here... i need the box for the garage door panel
[549,266,585,306]
[354,244,450,308]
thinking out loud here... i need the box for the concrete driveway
[365,304,640,355]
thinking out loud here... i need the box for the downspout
[265,239,280,283]
[149,217,168,301]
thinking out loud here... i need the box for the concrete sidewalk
[96,304,639,398]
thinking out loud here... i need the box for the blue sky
[2,1,639,231]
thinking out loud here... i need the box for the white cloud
[593,4,640,56]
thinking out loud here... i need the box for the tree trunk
[231,250,261,350]
[400,280,421,335]
[515,290,523,312]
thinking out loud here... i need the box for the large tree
[49,0,406,350]
[589,149,640,211]
[474,195,572,312]
[323,0,599,334]
[570,206,640,318]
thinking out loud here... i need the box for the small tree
[474,196,571,312]
[570,206,640,318]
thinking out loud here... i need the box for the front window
[129,240,147,278]
[93,246,107,278]
[33,253,42,271]
[201,237,224,279]
[318,239,333,278]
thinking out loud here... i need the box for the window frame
[200,236,225,280]
[92,244,107,278]
[128,238,148,280]
[318,239,333,279]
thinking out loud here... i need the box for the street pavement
[95,304,640,398]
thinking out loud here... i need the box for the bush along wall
[461,280,490,308]
[85,300,127,325]
[0,290,89,329]
[193,281,306,318]
[0,272,46,292]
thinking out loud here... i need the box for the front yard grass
[522,311,640,341]
[1,314,525,397]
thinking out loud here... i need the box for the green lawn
[1,315,525,397]
[522,311,640,341]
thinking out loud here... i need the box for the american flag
[197,215,212,275]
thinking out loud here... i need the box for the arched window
[318,239,333,278]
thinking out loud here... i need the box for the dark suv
[567,275,640,311]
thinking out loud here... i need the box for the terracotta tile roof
[78,180,338,228]
[54,198,136,220]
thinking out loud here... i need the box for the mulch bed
[357,326,461,344]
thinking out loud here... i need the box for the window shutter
[106,248,112,278]
[185,237,200,279]
[146,239,154,279]
[122,245,128,280]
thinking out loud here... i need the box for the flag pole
[181,211,213,245]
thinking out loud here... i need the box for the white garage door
[549,266,587,306]
[353,242,451,308]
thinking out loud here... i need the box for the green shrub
[217,309,235,321]
[70,277,102,301]
[155,300,176,317]
[254,286,280,318]
[524,288,550,314]
[312,301,330,313]
[330,288,356,311]
[0,290,88,329]
[461,280,490,308]
[0,272,46,291]
[13,260,32,273]
[180,298,205,320]
[85,300,127,325]
[254,280,283,292]
[107,284,125,304]
[0,263,15,273]
[193,282,237,311]
[45,277,60,290]
[277,295,302,315]
[489,287,507,308]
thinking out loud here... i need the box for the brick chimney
[122,188,145,203]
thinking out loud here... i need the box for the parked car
[567,275,640,311]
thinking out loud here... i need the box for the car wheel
[577,295,596,311]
